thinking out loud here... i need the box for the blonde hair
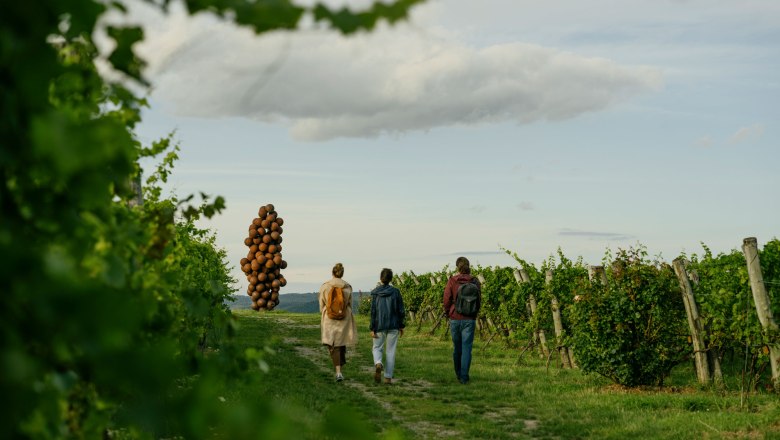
[332,263,344,278]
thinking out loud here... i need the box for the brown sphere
[270,231,280,241]
[265,259,274,269]
[260,219,271,229]
[267,301,276,310]
[271,292,279,301]
[279,277,287,287]
[261,291,271,300]
[267,212,277,222]
[251,260,260,271]
[240,258,249,266]
[276,217,284,226]
[276,236,283,244]
[242,263,252,273]
[257,298,267,308]
[268,244,278,254]
[271,279,281,289]
[276,226,283,234]
[271,222,280,232]
[258,206,268,218]
[252,218,262,227]
[262,234,272,244]
[265,203,275,212]
[256,254,267,265]
[267,273,275,281]
[280,260,288,269]
[251,291,261,301]
[258,272,268,282]
[273,255,282,266]
[248,229,258,238]
[247,285,254,294]
[243,237,253,246]
[248,244,258,254]
[253,237,261,245]
[249,276,258,285]
[258,242,268,252]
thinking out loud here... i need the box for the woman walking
[369,268,405,384]
[319,263,357,382]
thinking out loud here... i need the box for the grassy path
[232,310,780,439]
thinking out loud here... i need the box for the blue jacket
[369,284,405,332]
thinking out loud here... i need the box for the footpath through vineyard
[246,312,545,439]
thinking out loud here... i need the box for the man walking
[443,256,481,384]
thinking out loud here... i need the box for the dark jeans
[450,319,476,383]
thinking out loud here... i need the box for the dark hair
[379,268,393,285]
[332,263,344,278]
[456,257,470,274]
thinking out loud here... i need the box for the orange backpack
[326,285,346,320]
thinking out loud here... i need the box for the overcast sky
[109,0,780,294]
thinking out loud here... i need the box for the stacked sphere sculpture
[241,203,287,311]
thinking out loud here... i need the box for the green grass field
[228,310,780,439]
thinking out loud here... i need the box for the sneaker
[374,363,383,384]
[384,377,392,385]
[336,373,344,382]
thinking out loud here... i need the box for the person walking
[369,268,405,384]
[319,263,357,382]
[443,256,481,384]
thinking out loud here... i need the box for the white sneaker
[336,373,344,382]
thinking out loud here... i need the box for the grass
[227,310,780,439]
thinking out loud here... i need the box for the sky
[103,0,779,294]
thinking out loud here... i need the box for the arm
[397,289,406,330]
[443,278,454,318]
[369,295,377,332]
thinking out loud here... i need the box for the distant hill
[228,291,369,314]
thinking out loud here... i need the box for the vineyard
[390,239,780,391]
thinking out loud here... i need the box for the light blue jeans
[372,329,400,378]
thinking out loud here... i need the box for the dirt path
[276,319,460,439]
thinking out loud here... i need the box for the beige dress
[319,277,358,347]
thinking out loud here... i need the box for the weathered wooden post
[128,172,143,207]
[547,270,572,368]
[588,265,607,285]
[515,268,549,359]
[673,258,711,385]
[742,237,780,390]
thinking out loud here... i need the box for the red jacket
[443,273,481,320]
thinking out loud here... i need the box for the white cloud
[517,201,535,211]
[728,124,765,144]
[104,0,663,142]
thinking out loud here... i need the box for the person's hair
[332,263,344,278]
[379,268,393,285]
[456,256,470,274]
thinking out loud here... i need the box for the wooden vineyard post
[547,270,572,369]
[515,269,550,359]
[672,258,711,385]
[742,237,780,390]
[587,265,607,285]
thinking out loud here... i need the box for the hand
[370,331,377,338]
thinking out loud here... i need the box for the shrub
[569,246,689,386]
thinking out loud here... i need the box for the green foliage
[686,238,780,389]
[2,0,423,437]
[569,246,689,386]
